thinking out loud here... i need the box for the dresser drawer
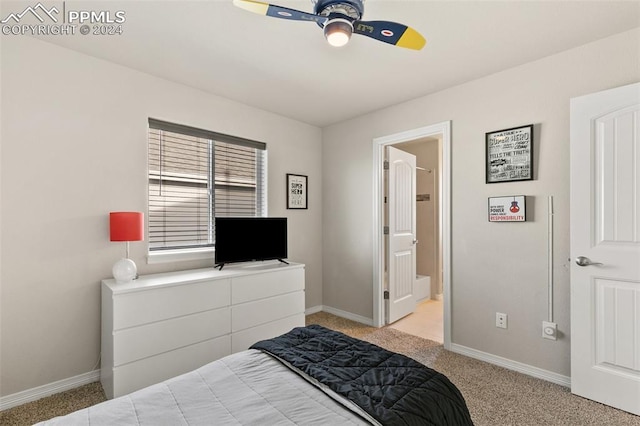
[113,307,230,366]
[112,335,231,398]
[113,279,231,330]
[232,291,304,332]
[231,268,304,304]
[232,314,304,353]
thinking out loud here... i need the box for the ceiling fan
[233,0,426,50]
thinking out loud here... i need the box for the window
[148,119,266,253]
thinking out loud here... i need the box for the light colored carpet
[1,312,639,425]
[0,382,106,425]
[306,312,640,426]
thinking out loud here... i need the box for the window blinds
[148,119,266,251]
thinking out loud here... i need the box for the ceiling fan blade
[353,20,426,50]
[233,0,327,24]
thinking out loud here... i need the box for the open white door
[386,146,417,324]
[570,82,640,415]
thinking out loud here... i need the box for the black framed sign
[486,124,534,183]
[286,174,308,209]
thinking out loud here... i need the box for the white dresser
[101,262,305,399]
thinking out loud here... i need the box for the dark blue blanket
[251,325,474,426]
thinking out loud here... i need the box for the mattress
[37,349,372,425]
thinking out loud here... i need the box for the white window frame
[147,119,267,264]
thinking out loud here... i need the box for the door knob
[575,256,603,267]
[413,239,418,245]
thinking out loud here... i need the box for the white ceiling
[15,0,640,127]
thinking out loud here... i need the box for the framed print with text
[287,174,308,209]
[488,195,526,222]
[486,124,534,183]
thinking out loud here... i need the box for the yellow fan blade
[396,27,426,50]
[233,0,269,16]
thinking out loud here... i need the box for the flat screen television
[214,217,288,269]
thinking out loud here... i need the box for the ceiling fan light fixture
[324,18,353,47]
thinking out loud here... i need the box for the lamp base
[113,258,137,283]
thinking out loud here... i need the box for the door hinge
[384,290,389,300]
[383,226,389,235]
[383,160,389,170]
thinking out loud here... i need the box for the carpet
[307,312,640,426]
[1,312,638,425]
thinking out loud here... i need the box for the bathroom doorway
[372,121,451,348]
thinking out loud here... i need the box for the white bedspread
[37,350,371,425]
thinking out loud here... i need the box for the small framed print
[287,174,308,209]
[488,195,526,222]
[486,124,534,183]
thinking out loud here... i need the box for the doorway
[389,138,443,342]
[372,121,452,350]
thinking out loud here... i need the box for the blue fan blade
[353,20,426,50]
[234,0,327,24]
[266,4,326,23]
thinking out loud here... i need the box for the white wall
[322,28,640,376]
[0,36,322,396]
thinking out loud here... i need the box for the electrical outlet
[496,312,507,329]
[543,321,557,340]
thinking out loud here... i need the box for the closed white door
[570,82,640,415]
[387,146,417,323]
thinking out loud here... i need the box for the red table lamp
[110,212,144,283]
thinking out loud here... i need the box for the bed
[38,325,473,425]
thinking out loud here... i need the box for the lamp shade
[110,212,144,242]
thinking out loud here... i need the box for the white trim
[305,305,323,315]
[320,305,375,326]
[0,369,100,411]
[441,122,452,350]
[372,138,385,328]
[450,343,571,387]
[372,121,452,350]
[147,247,214,264]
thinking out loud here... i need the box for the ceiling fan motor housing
[313,0,363,27]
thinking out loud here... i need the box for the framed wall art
[486,124,534,183]
[286,174,308,209]
[488,195,526,222]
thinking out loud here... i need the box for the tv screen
[214,217,287,268]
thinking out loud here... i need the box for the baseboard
[0,369,100,411]
[319,305,374,326]
[450,343,571,388]
[305,305,323,315]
